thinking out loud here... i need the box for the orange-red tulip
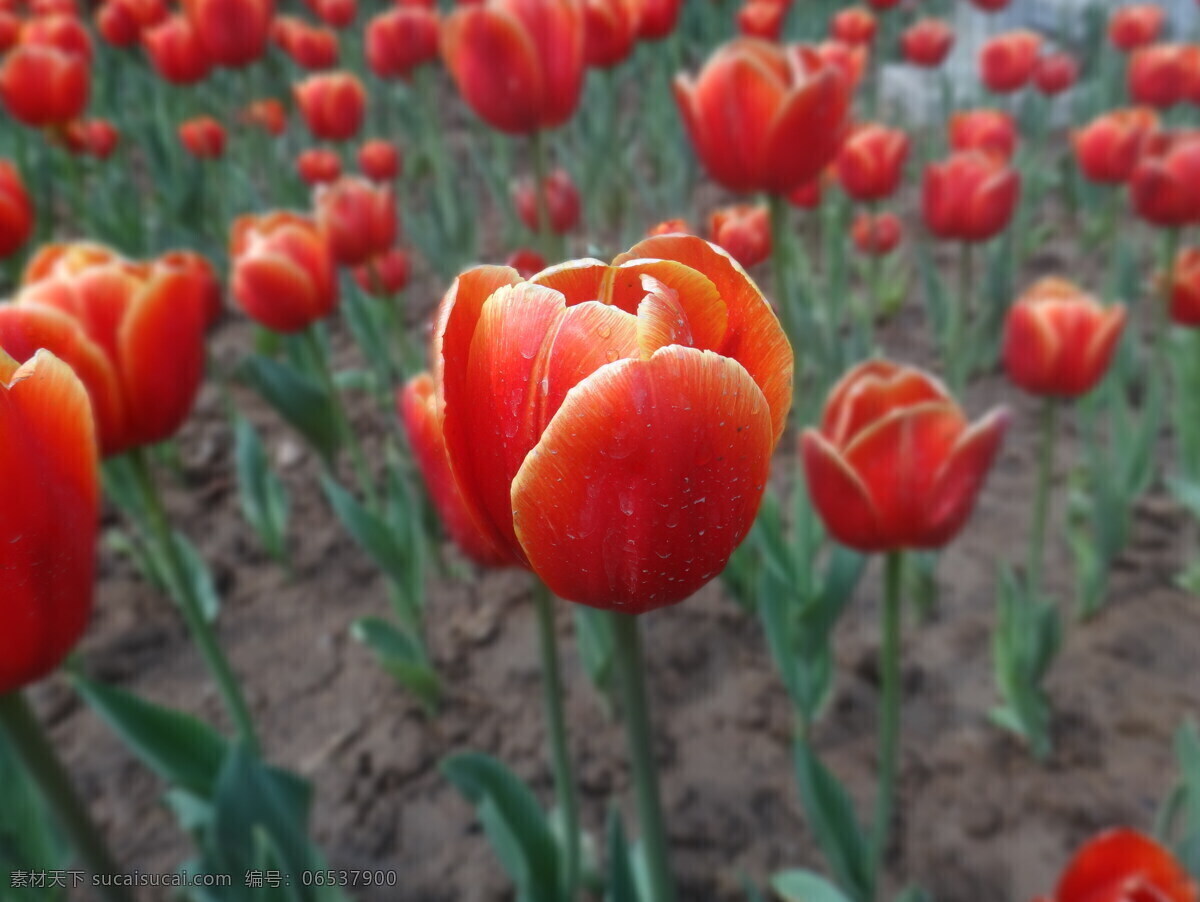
[830,6,875,45]
[0,44,89,126]
[1130,131,1200,226]
[922,151,1020,243]
[708,204,770,268]
[1038,829,1197,902]
[1129,43,1187,108]
[0,160,33,259]
[365,7,439,80]
[182,0,273,68]
[675,38,851,195]
[949,108,1017,161]
[442,0,584,134]
[354,247,409,297]
[584,0,638,67]
[358,139,401,182]
[141,14,211,85]
[1109,5,1164,52]
[178,115,225,158]
[978,29,1041,93]
[0,11,19,52]
[296,148,341,185]
[504,247,545,278]
[737,1,787,42]
[837,123,909,202]
[901,17,953,67]
[801,360,1008,552]
[95,0,167,47]
[426,234,792,610]
[159,249,223,327]
[512,168,581,234]
[1002,278,1126,399]
[231,212,338,333]
[1072,108,1157,184]
[637,0,681,39]
[21,12,92,61]
[851,211,900,255]
[314,175,397,267]
[310,0,355,28]
[294,70,365,141]
[278,19,339,70]
[1167,247,1200,326]
[239,98,286,136]
[1034,51,1077,95]
[0,349,98,694]
[813,39,868,94]
[60,117,120,158]
[647,217,692,236]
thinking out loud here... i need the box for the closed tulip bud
[949,108,1017,161]
[296,148,341,185]
[1040,830,1197,902]
[0,349,98,695]
[647,217,692,236]
[294,71,366,141]
[901,17,954,68]
[802,360,1008,552]
[1130,132,1200,227]
[178,115,225,159]
[365,7,439,79]
[231,212,338,333]
[1034,52,1077,95]
[1071,107,1158,184]
[22,12,92,61]
[707,204,770,268]
[182,0,273,68]
[584,0,639,68]
[239,98,286,136]
[282,21,339,70]
[830,5,875,45]
[504,247,545,278]
[676,39,851,195]
[314,176,397,267]
[637,0,682,39]
[354,247,409,297]
[425,234,792,609]
[851,211,901,255]
[1109,5,1164,52]
[813,39,868,94]
[512,168,581,234]
[1002,278,1126,399]
[1129,43,1186,108]
[442,0,584,134]
[0,160,32,259]
[311,0,355,28]
[922,151,1020,242]
[95,0,167,47]
[837,123,909,202]
[61,117,120,158]
[0,44,89,126]
[979,29,1041,93]
[142,14,211,85]
[357,139,401,182]
[737,1,787,42]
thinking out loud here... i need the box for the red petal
[1056,829,1198,902]
[690,50,784,191]
[822,362,948,447]
[923,407,1008,547]
[801,429,884,551]
[442,7,543,134]
[604,258,729,349]
[763,67,850,193]
[432,264,522,408]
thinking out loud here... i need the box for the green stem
[1154,227,1181,379]
[769,192,812,394]
[531,129,560,261]
[130,449,260,753]
[948,241,973,392]
[1027,399,1059,593]
[612,612,676,902]
[0,693,131,902]
[533,583,580,900]
[871,551,904,894]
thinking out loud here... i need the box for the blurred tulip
[296,148,341,185]
[647,217,692,236]
[901,17,953,67]
[584,0,639,67]
[1129,43,1187,108]
[354,247,410,297]
[802,360,1008,552]
[60,117,119,158]
[0,160,32,259]
[675,38,851,195]
[279,19,339,70]
[979,30,1041,93]
[865,0,899,9]
[1034,52,1077,95]
[969,0,1010,11]
[923,151,1020,242]
[837,123,909,202]
[178,115,225,158]
[1130,131,1200,226]
[637,0,681,39]
[513,168,581,234]
[310,0,355,28]
[813,39,867,94]
[1002,278,1126,398]
[231,212,338,333]
[0,44,89,126]
[141,14,211,84]
[1072,107,1158,184]
[1038,829,1197,902]
[425,234,792,609]
[0,12,19,53]
[851,211,900,255]
[365,6,439,79]
[830,5,875,45]
[239,98,286,136]
[788,178,823,208]
[708,204,770,268]
[31,0,77,15]
[183,0,273,67]
[504,247,545,278]
[314,175,397,267]
[737,0,786,41]
[95,0,167,48]
[294,70,366,141]
[949,108,1017,161]
[159,249,223,327]
[0,349,98,695]
[22,12,92,61]
[1109,5,1165,52]
[442,0,584,134]
[358,139,401,182]
[1168,247,1200,326]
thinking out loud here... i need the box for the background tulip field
[4,0,1200,901]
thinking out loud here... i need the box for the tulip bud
[0,44,89,126]
[95,0,168,48]
[979,30,1041,93]
[1128,43,1187,108]
[231,212,338,333]
[1071,107,1158,184]
[310,0,355,28]
[357,139,401,182]
[183,0,273,68]
[1033,52,1077,96]
[646,218,692,236]
[949,108,1018,161]
[314,175,398,267]
[1130,131,1200,227]
[707,204,770,268]
[504,247,545,278]
[851,211,901,256]
[830,5,875,45]
[294,70,366,141]
[178,115,225,159]
[837,123,909,202]
[922,151,1020,243]
[737,0,787,42]
[637,0,682,40]
[141,14,211,85]
[60,118,120,159]
[354,247,410,297]
[239,98,286,136]
[1166,247,1200,327]
[512,168,581,234]
[0,160,32,258]
[814,39,868,93]
[583,0,639,67]
[365,7,439,80]
[296,148,341,185]
[1109,5,1164,53]
[279,20,339,70]
[901,17,953,68]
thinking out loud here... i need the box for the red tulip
[278,19,339,70]
[95,0,168,48]
[159,249,223,327]
[675,38,851,195]
[141,14,211,85]
[736,0,787,42]
[365,7,439,80]
[310,0,355,28]
[1129,43,1187,108]
[813,39,868,94]
[21,12,92,61]
[0,159,33,259]
[425,235,791,610]
[0,44,89,126]
[182,0,273,68]
[0,349,98,695]
[1002,278,1126,399]
[788,177,824,209]
[801,360,1008,552]
[1034,52,1077,95]
[239,98,286,136]
[0,11,19,52]
[901,17,953,68]
[504,247,545,278]
[1072,108,1158,184]
[354,247,409,297]
[830,5,875,45]
[637,0,681,40]
[313,175,397,267]
[358,139,401,182]
[1109,5,1165,52]
[30,0,78,15]
[1130,131,1200,226]
[1040,829,1197,902]
[708,204,770,268]
[512,168,581,234]
[1167,247,1200,326]
[294,70,366,141]
[230,212,338,333]
[647,217,692,236]
[178,115,225,159]
[979,30,1041,93]
[949,108,1017,161]
[969,0,1010,11]
[922,151,1020,243]
[60,118,120,158]
[851,211,901,255]
[837,123,909,202]
[865,0,900,9]
[296,148,341,185]
[584,0,639,67]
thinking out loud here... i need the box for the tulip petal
[442,7,544,134]
[763,68,850,193]
[529,258,609,305]
[432,265,522,408]
[233,253,324,334]
[823,363,949,447]
[800,429,884,551]
[635,276,693,357]
[604,258,729,349]
[1079,306,1127,394]
[923,407,1009,547]
[512,346,772,613]
[1001,301,1060,394]
[1055,829,1198,902]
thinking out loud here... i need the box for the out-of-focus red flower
[230,212,338,333]
[788,177,824,209]
[182,0,273,68]
[584,0,639,67]
[813,39,868,94]
[365,6,439,79]
[0,12,19,52]
[801,359,1008,552]
[1129,43,1187,108]
[637,0,682,39]
[442,0,585,134]
[504,247,545,278]
[239,98,286,136]
[95,0,167,48]
[277,19,339,70]
[851,211,901,255]
[979,29,1042,93]
[294,71,366,141]
[178,115,225,159]
[296,148,341,185]
[309,0,355,28]
[141,14,211,84]
[1002,278,1126,398]
[647,217,692,236]
[866,0,900,9]
[1034,52,1078,95]
[314,175,397,267]
[708,204,770,268]
[1072,107,1158,184]
[830,5,875,45]
[358,139,401,182]
[1130,131,1200,226]
[354,247,410,297]
[512,168,581,234]
[0,159,32,259]
[675,38,851,195]
[1168,247,1200,326]
[60,117,120,158]
[30,0,78,15]
[1109,5,1165,52]
[901,17,953,67]
[0,44,89,126]
[837,123,909,202]
[159,249,223,327]
[1039,829,1197,902]
[22,12,92,61]
[969,0,1010,11]
[0,349,98,695]
[949,108,1017,161]
[736,0,787,42]
[922,151,1020,243]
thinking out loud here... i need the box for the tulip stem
[1028,399,1059,593]
[871,551,905,894]
[130,449,260,754]
[768,192,808,390]
[0,692,132,902]
[612,612,676,902]
[1153,228,1181,381]
[533,582,580,900]
[531,128,557,261]
[947,241,974,392]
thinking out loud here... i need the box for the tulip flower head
[1130,131,1200,227]
[1037,829,1198,902]
[313,175,398,267]
[240,98,286,136]
[513,168,581,235]
[354,247,410,297]
[923,151,1020,243]
[358,139,402,182]
[296,148,342,185]
[707,204,770,268]
[1109,4,1165,52]
[978,29,1042,93]
[504,247,545,278]
[366,7,439,80]
[278,19,339,70]
[230,212,338,333]
[584,0,639,68]
[737,0,787,42]
[61,118,120,159]
[1072,107,1158,184]
[1034,52,1078,96]
[837,123,909,202]
[1128,43,1187,108]
[183,0,273,68]
[178,115,225,159]
[637,0,682,40]
[830,5,875,46]
[647,218,692,237]
[294,71,366,142]
[0,159,33,259]
[141,14,211,85]
[0,43,89,126]
[901,17,953,68]
[1167,247,1200,327]
[851,211,901,256]
[949,108,1018,161]
[814,39,868,93]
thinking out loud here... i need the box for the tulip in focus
[183,0,273,68]
[366,7,439,80]
[830,6,875,45]
[354,247,410,297]
[949,109,1018,161]
[1129,43,1187,108]
[178,115,225,159]
[851,211,900,256]
[230,212,338,333]
[1036,829,1197,902]
[294,71,366,142]
[141,14,211,85]
[978,30,1042,93]
[314,176,398,267]
[1072,107,1158,184]
[296,148,342,185]
[1130,132,1200,227]
[0,160,33,259]
[584,0,639,68]
[708,204,770,268]
[358,139,401,182]
[837,123,909,202]
[802,360,1008,552]
[923,151,1020,243]
[0,44,89,126]
[901,17,953,68]
[1034,52,1078,96]
[1109,5,1165,53]
[513,168,581,235]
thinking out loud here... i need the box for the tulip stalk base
[0,692,132,902]
[612,612,676,902]
[871,552,904,892]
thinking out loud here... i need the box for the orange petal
[529,258,609,305]
[1055,829,1198,902]
[512,346,773,613]
[603,258,729,348]
[233,253,322,334]
[822,362,948,447]
[800,429,884,551]
[635,275,693,357]
[432,264,522,408]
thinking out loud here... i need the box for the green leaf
[792,742,872,902]
[233,415,290,563]
[605,809,639,902]
[350,617,440,710]
[238,354,340,462]
[574,607,616,701]
[0,730,69,901]
[771,869,856,902]
[172,530,221,623]
[321,476,409,590]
